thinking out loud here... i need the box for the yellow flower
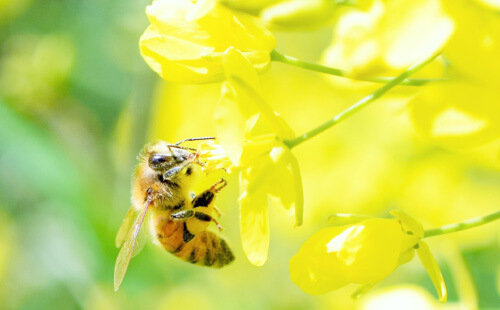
[139,0,276,83]
[409,0,500,150]
[214,47,303,266]
[289,211,447,302]
[197,139,235,174]
[322,0,454,78]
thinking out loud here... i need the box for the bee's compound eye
[149,154,170,169]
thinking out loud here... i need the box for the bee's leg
[163,166,182,179]
[192,191,214,208]
[209,178,227,193]
[192,178,227,208]
[194,211,223,231]
[213,205,223,217]
[163,158,195,180]
[171,209,194,221]
[172,209,223,231]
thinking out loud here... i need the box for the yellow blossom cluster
[137,0,500,302]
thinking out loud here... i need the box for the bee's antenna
[169,145,198,152]
[175,137,215,146]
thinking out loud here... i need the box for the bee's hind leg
[213,205,223,217]
[193,212,223,231]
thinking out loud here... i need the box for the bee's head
[148,149,192,170]
[141,141,197,182]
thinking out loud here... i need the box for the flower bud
[290,211,447,301]
[289,218,419,295]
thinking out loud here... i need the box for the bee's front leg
[192,178,227,208]
[209,178,227,193]
[163,166,182,179]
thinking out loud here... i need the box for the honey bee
[114,137,234,291]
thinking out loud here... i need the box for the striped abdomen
[155,218,234,268]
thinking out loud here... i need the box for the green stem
[283,52,441,149]
[271,50,445,86]
[424,210,500,238]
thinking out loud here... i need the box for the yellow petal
[416,241,447,303]
[239,134,278,166]
[140,26,222,83]
[185,0,217,21]
[397,247,416,267]
[390,210,424,238]
[335,219,405,283]
[223,47,261,93]
[227,12,276,52]
[239,162,270,266]
[240,50,273,72]
[443,0,500,85]
[221,48,295,139]
[214,82,247,165]
[379,0,454,69]
[266,146,303,226]
[289,255,348,295]
[290,226,351,294]
[141,26,214,61]
[410,81,500,150]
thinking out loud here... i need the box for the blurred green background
[0,0,499,309]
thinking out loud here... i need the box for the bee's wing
[116,206,148,257]
[131,212,150,258]
[115,206,136,248]
[114,202,150,291]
